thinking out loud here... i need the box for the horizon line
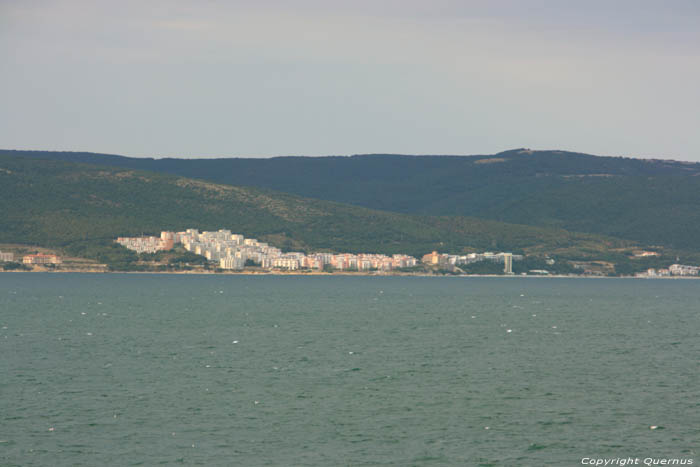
[0,147,694,164]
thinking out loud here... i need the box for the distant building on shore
[23,254,61,265]
[220,256,245,270]
[669,264,700,276]
[636,268,671,278]
[503,253,513,274]
[0,251,14,262]
[116,231,175,254]
[422,251,448,266]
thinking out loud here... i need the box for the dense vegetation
[1,262,30,271]
[0,154,650,271]
[5,148,700,251]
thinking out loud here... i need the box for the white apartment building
[0,251,14,262]
[220,257,245,270]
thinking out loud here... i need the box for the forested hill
[0,153,640,265]
[3,148,700,251]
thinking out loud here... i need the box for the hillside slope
[0,154,636,265]
[5,149,699,251]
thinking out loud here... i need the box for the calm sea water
[0,273,698,466]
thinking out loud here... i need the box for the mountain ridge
[3,147,697,163]
[3,148,699,252]
[1,153,661,272]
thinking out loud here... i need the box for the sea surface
[0,273,698,466]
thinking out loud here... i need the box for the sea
[1,273,698,466]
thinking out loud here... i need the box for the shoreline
[1,269,698,279]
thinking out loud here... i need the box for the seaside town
[118,229,419,271]
[114,228,525,272]
[108,228,697,276]
[2,231,700,277]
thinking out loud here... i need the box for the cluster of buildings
[114,229,531,274]
[116,229,418,271]
[1,251,62,265]
[635,264,700,278]
[111,229,700,278]
[1,250,63,266]
[179,229,279,270]
[669,264,700,276]
[421,250,521,273]
[293,252,417,271]
[115,233,175,254]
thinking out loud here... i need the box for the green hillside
[0,154,649,271]
[5,148,699,251]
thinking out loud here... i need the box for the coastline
[2,269,698,279]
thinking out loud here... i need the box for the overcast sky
[2,0,699,160]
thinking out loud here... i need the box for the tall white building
[503,253,513,274]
